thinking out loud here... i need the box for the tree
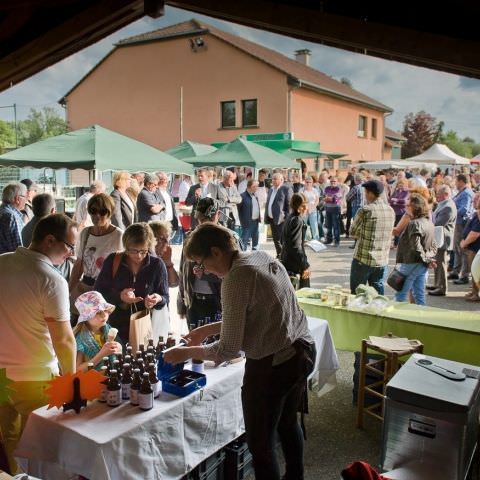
[401,111,443,158]
[17,107,67,147]
[0,120,16,153]
[439,130,473,158]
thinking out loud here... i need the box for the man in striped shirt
[350,180,395,294]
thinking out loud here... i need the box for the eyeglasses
[126,248,149,256]
[63,240,75,254]
[88,208,108,216]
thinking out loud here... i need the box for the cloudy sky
[1,6,479,140]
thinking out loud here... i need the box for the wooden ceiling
[1,0,479,93]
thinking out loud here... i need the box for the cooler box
[381,354,480,480]
[157,354,206,398]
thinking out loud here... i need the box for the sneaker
[448,273,459,280]
[453,277,469,285]
[426,285,437,291]
[334,242,340,247]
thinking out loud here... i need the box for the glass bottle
[156,336,165,355]
[148,362,161,398]
[138,372,153,410]
[106,370,122,407]
[98,365,109,403]
[121,363,132,400]
[130,368,141,406]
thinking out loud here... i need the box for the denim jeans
[305,211,319,240]
[350,258,386,294]
[241,221,260,250]
[394,263,428,305]
[325,206,341,243]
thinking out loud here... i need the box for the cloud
[1,6,479,141]
[459,77,480,90]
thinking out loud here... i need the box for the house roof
[62,19,392,113]
[384,127,406,141]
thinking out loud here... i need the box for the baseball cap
[362,180,384,196]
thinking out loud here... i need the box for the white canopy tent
[357,160,437,171]
[405,143,470,166]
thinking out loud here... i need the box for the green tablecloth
[297,297,480,365]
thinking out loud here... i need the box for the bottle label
[138,392,153,410]
[122,383,131,400]
[152,381,161,398]
[99,385,108,402]
[107,389,122,407]
[130,388,139,405]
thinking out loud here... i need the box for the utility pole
[13,103,17,148]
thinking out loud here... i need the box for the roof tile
[118,19,392,112]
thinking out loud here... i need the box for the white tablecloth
[16,317,337,480]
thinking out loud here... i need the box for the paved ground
[169,234,479,479]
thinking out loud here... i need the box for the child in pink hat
[73,291,122,372]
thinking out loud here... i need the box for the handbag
[386,266,407,292]
[129,303,153,352]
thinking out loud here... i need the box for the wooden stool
[356,333,423,428]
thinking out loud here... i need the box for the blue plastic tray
[157,354,206,397]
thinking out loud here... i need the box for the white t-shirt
[79,227,123,280]
[178,180,190,202]
[303,189,319,214]
[0,247,70,381]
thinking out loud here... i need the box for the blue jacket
[264,185,293,225]
[238,191,260,229]
[453,187,474,225]
[94,252,169,326]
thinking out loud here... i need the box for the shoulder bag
[386,266,406,292]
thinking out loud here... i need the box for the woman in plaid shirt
[165,223,316,480]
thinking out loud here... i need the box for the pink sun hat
[75,291,115,324]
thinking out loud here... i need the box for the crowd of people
[0,164,479,479]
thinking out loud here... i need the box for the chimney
[294,49,311,66]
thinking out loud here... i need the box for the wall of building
[290,87,385,174]
[66,34,289,151]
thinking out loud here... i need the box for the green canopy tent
[166,140,217,160]
[0,125,194,175]
[182,137,296,169]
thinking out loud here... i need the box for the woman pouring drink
[164,223,316,480]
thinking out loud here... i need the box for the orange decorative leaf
[79,369,104,400]
[45,370,106,410]
[45,373,75,409]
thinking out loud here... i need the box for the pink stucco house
[61,19,393,175]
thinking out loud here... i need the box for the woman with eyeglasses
[94,223,169,345]
[69,193,123,318]
[164,223,315,480]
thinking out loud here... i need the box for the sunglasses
[88,208,109,216]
